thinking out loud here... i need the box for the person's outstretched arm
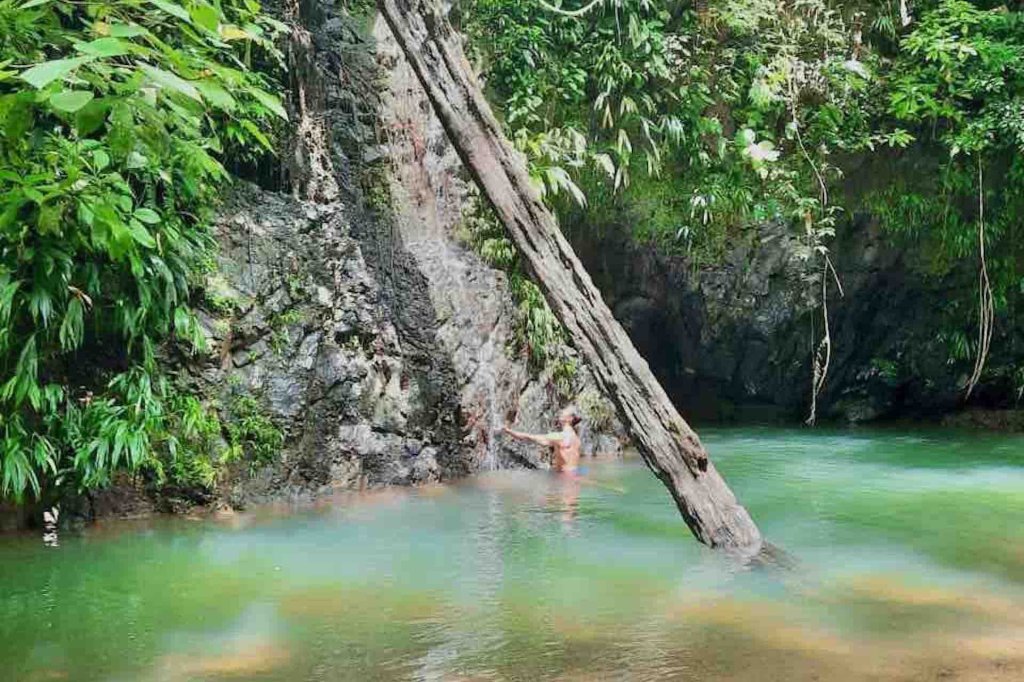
[502,426,559,447]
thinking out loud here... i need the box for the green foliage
[224,393,283,473]
[461,0,873,258]
[867,0,1024,375]
[159,391,225,489]
[577,385,614,431]
[0,0,286,501]
[461,0,685,198]
[509,274,568,370]
[462,196,576,390]
[461,0,1023,396]
[203,273,249,316]
[888,0,1024,155]
[268,308,302,356]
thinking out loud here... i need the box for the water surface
[2,427,1022,681]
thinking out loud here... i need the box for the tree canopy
[459,0,1024,409]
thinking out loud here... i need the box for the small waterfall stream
[477,333,502,471]
[423,234,508,473]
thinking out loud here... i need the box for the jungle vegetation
[0,0,286,502]
[459,0,1023,413]
[1,0,1021,504]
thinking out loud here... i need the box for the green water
[2,428,1023,682]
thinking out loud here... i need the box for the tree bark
[378,0,762,552]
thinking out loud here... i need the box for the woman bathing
[502,406,582,473]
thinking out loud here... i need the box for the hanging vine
[964,158,994,400]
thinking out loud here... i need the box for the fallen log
[378,0,762,552]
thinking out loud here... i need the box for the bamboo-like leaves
[59,297,84,351]
[0,0,287,500]
[148,0,189,22]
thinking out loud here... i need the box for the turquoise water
[2,427,1022,681]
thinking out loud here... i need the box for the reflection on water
[1,427,1023,681]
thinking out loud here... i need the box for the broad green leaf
[240,119,272,150]
[190,3,220,33]
[134,208,161,224]
[49,90,94,113]
[108,24,148,38]
[74,200,94,228]
[148,0,190,22]
[128,220,156,248]
[18,0,52,8]
[139,64,201,101]
[126,151,148,169]
[219,25,250,41]
[196,80,236,110]
[75,98,110,136]
[37,202,62,233]
[241,22,264,38]
[92,149,111,172]
[19,57,93,89]
[249,87,287,120]
[76,38,132,58]
[107,216,134,259]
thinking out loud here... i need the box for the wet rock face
[368,14,624,468]
[190,185,465,503]
[171,2,624,508]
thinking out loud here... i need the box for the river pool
[2,427,1022,681]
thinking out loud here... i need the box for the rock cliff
[167,3,623,509]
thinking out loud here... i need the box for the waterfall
[478,333,501,471]
[424,235,506,473]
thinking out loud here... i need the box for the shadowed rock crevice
[563,211,990,424]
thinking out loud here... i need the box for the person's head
[557,405,582,428]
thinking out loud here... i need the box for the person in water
[502,406,582,473]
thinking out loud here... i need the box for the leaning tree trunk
[379,0,762,552]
